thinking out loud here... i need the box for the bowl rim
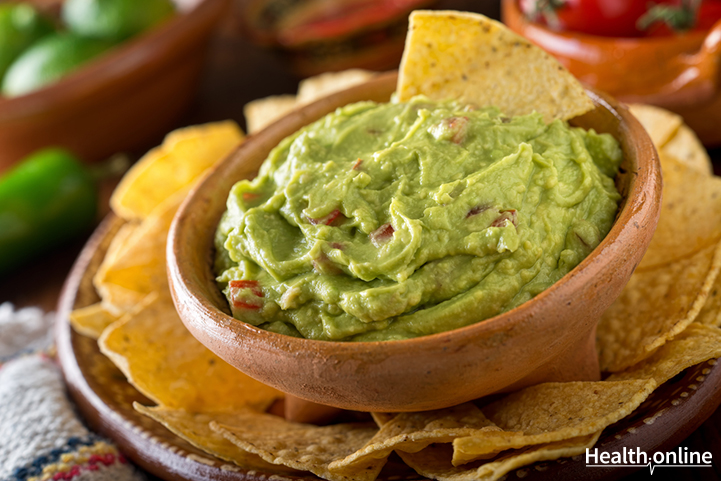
[168,71,661,356]
[0,0,229,121]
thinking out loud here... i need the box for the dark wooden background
[2,1,720,480]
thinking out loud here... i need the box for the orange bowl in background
[0,0,229,173]
[502,0,721,147]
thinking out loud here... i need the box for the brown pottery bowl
[502,0,721,146]
[0,0,228,173]
[167,72,662,413]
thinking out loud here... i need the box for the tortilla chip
[69,302,120,339]
[598,241,721,372]
[607,323,721,385]
[400,432,601,481]
[330,403,498,473]
[628,104,683,148]
[451,379,655,465]
[397,10,593,122]
[662,124,713,175]
[210,414,384,481]
[93,284,149,318]
[134,403,300,473]
[244,95,298,135]
[98,293,282,413]
[94,188,186,315]
[371,412,396,427]
[297,69,377,105]
[111,121,243,221]
[639,154,721,270]
[698,275,721,326]
[98,222,138,269]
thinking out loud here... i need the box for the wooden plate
[56,215,721,481]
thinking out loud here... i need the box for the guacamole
[215,97,622,341]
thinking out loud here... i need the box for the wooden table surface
[2,1,720,480]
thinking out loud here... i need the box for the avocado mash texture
[215,97,622,341]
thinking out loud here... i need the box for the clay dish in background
[167,72,662,413]
[502,0,721,146]
[0,0,228,173]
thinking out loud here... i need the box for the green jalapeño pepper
[0,148,97,275]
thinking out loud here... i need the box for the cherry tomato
[696,0,721,30]
[520,0,653,37]
[640,0,721,36]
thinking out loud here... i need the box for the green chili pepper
[0,148,97,275]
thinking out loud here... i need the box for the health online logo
[586,447,713,474]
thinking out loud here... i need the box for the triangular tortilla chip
[397,10,593,122]
[452,379,656,464]
[400,433,600,481]
[628,104,682,148]
[210,414,383,481]
[598,241,721,372]
[111,121,243,221]
[134,404,300,473]
[607,323,721,385]
[99,294,282,413]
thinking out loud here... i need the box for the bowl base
[504,326,601,394]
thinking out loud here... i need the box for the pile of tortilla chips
[69,10,721,481]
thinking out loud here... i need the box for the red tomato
[696,0,721,30]
[640,0,721,36]
[520,0,653,37]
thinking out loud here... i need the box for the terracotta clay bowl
[502,0,721,146]
[0,0,228,173]
[167,71,662,413]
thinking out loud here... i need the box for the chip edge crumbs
[397,10,594,123]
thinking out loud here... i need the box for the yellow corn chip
[397,11,593,122]
[400,432,601,481]
[662,124,713,175]
[69,302,120,339]
[698,276,721,326]
[94,187,187,315]
[244,95,298,134]
[297,69,377,105]
[93,284,149,318]
[639,154,721,270]
[96,222,138,270]
[607,323,721,385]
[628,104,683,148]
[452,379,655,465]
[371,412,396,427]
[210,415,384,481]
[134,403,300,473]
[111,121,243,221]
[330,404,498,473]
[99,293,282,413]
[598,241,721,372]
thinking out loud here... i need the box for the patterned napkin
[0,303,145,481]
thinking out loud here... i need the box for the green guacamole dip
[215,97,622,341]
